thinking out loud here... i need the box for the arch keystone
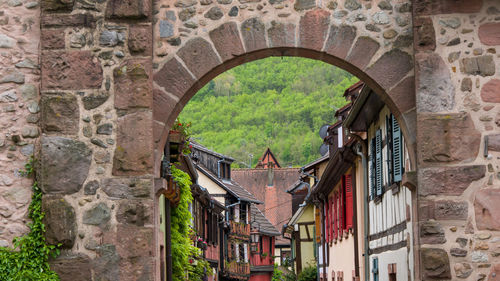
[299,9,330,51]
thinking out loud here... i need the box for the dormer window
[219,161,231,180]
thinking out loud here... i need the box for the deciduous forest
[179,57,357,167]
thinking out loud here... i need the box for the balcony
[225,261,250,280]
[229,221,250,239]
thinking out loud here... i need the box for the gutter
[354,141,370,281]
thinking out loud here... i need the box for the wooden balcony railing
[229,221,250,239]
[225,262,250,280]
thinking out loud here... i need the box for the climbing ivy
[170,164,212,281]
[0,157,60,281]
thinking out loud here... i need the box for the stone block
[41,51,103,90]
[414,0,483,15]
[41,14,96,28]
[42,0,74,11]
[240,17,267,52]
[177,37,221,79]
[267,22,296,48]
[481,79,500,103]
[450,248,467,257]
[479,23,500,46]
[82,91,109,110]
[152,88,175,124]
[366,49,413,90]
[417,112,481,164]
[488,134,500,152]
[116,200,152,226]
[113,111,153,175]
[84,180,99,195]
[42,195,77,248]
[416,52,455,112]
[40,137,92,194]
[41,92,79,134]
[105,0,151,20]
[421,248,451,279]
[475,189,500,231]
[324,25,357,60]
[129,25,152,55]
[419,165,485,196]
[460,55,495,77]
[454,263,472,278]
[209,22,245,62]
[294,0,315,11]
[114,59,152,110]
[299,10,330,51]
[388,76,416,113]
[49,253,91,281]
[101,178,152,199]
[435,200,468,220]
[115,224,153,259]
[83,203,111,226]
[345,36,380,70]
[92,244,120,281]
[41,29,65,49]
[154,58,195,98]
[420,221,446,244]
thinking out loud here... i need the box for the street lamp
[250,222,260,253]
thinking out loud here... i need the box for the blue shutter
[375,129,383,196]
[372,257,379,281]
[369,138,376,200]
[392,115,403,182]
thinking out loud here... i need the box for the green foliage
[297,264,317,281]
[170,164,212,281]
[179,57,356,167]
[272,264,284,281]
[0,157,60,281]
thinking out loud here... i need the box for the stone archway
[151,7,417,174]
[30,0,500,279]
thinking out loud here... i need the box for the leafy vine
[170,164,212,281]
[0,157,60,281]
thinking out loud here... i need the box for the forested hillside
[179,57,357,168]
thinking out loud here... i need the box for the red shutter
[325,199,330,243]
[345,174,354,230]
[333,194,338,240]
[340,176,345,232]
[330,197,334,241]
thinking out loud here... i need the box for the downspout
[354,142,369,281]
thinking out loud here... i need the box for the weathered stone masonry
[0,0,500,280]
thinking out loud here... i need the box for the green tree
[179,57,356,167]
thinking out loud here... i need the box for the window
[239,243,245,262]
[269,237,273,255]
[219,162,231,180]
[370,129,383,200]
[240,203,247,223]
[388,263,397,281]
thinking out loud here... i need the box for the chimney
[267,162,274,187]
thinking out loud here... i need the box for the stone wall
[38,0,155,279]
[414,0,500,280]
[0,0,40,247]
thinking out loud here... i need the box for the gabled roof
[255,148,281,168]
[343,80,364,98]
[190,141,235,162]
[301,153,330,172]
[196,164,263,204]
[343,86,384,132]
[251,205,281,236]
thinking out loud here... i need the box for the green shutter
[372,257,379,281]
[375,129,383,196]
[386,115,393,184]
[392,115,403,182]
